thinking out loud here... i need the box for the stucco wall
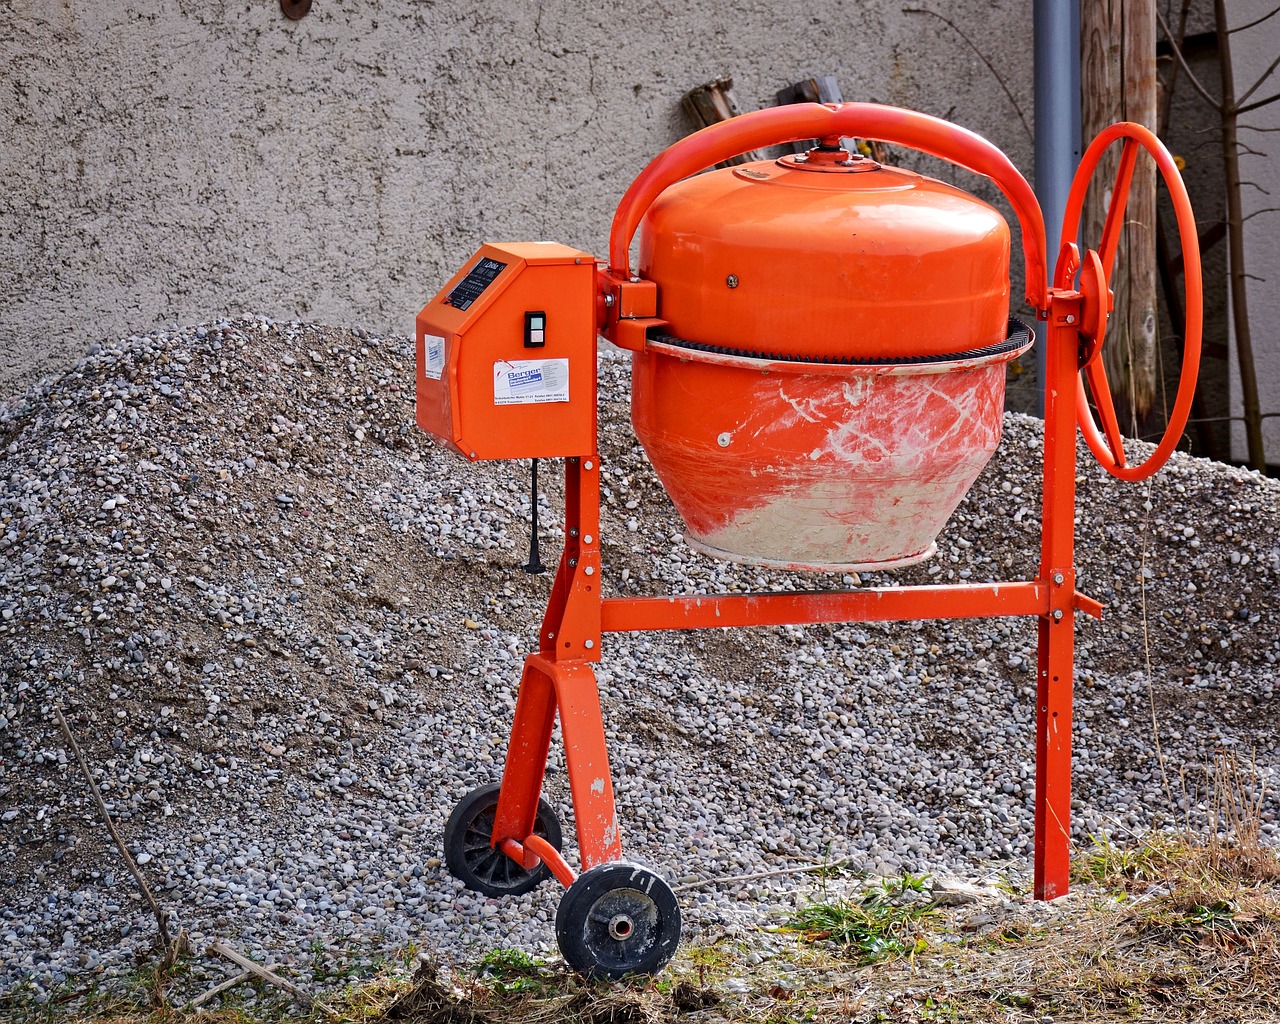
[1230,0,1280,466]
[3,0,1037,397]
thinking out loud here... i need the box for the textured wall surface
[1230,0,1280,465]
[2,1,1038,397]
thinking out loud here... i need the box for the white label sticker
[423,333,445,380]
[493,359,570,405]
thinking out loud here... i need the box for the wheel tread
[442,783,562,897]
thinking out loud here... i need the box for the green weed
[475,947,550,996]
[684,941,735,988]
[877,872,931,895]
[787,881,937,965]
[916,992,958,1020]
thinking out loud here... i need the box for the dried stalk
[188,968,266,1008]
[55,707,176,950]
[210,940,338,1017]
[56,705,189,1003]
[673,857,853,893]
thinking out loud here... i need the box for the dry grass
[6,859,1280,1024]
[7,756,1280,1024]
[1199,752,1280,884]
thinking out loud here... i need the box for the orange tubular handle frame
[1061,122,1203,482]
[606,102,1050,313]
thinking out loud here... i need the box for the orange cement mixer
[415,103,1203,980]
[631,145,1029,570]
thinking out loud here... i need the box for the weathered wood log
[775,76,890,162]
[775,77,844,154]
[680,77,766,166]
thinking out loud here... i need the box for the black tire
[443,783,563,897]
[554,861,682,980]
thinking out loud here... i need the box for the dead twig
[55,707,172,948]
[673,857,854,893]
[1137,479,1175,811]
[188,967,274,1008]
[903,6,1033,142]
[56,705,190,1004]
[55,707,186,950]
[210,940,338,1018]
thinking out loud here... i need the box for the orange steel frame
[483,104,1202,903]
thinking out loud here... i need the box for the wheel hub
[607,913,635,941]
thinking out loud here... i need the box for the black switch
[524,311,546,348]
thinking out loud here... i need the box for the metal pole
[1033,0,1081,418]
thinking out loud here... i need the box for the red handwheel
[1059,122,1203,482]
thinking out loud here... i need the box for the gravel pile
[1,317,1278,1002]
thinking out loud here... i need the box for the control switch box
[416,242,596,460]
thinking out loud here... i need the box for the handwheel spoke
[1053,241,1081,291]
[1084,358,1128,469]
[1098,137,1139,280]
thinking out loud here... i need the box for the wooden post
[1081,0,1158,428]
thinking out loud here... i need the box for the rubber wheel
[554,861,682,980]
[443,783,562,897]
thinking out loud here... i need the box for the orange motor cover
[638,152,1010,360]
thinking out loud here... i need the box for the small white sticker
[493,358,570,405]
[423,333,445,380]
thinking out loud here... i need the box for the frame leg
[1034,613,1074,898]
[492,657,558,866]
[547,659,624,869]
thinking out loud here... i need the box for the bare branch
[903,7,1033,142]
[56,707,174,950]
[1243,206,1280,222]
[189,969,267,1008]
[1187,136,1223,155]
[1237,52,1280,106]
[1236,89,1280,115]
[1239,123,1280,132]
[1156,9,1224,110]
[1158,0,1194,137]
[1189,413,1280,423]
[1227,5,1280,34]
[1238,143,1268,157]
[210,941,338,1017]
